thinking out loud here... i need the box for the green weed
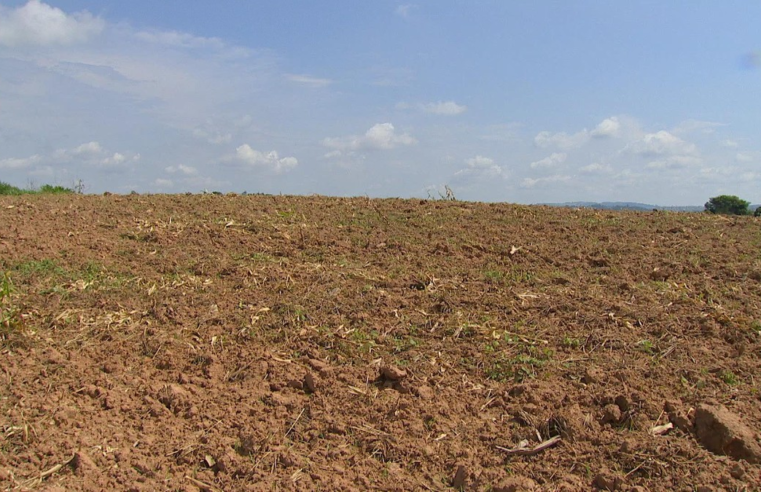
[0,273,24,348]
[636,339,655,355]
[720,370,739,386]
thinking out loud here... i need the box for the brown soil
[1,194,761,491]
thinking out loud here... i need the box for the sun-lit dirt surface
[2,194,761,491]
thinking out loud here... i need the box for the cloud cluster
[165,164,198,176]
[397,100,468,115]
[394,4,417,19]
[422,101,467,115]
[1,141,137,170]
[624,131,701,169]
[286,74,332,87]
[134,30,226,50]
[521,174,571,188]
[535,117,623,149]
[0,0,104,47]
[234,145,298,173]
[454,155,506,179]
[323,123,417,154]
[530,152,567,169]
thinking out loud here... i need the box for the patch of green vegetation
[0,273,24,348]
[392,333,419,353]
[0,181,75,195]
[720,370,739,386]
[483,266,534,285]
[636,339,655,355]
[750,320,761,335]
[483,269,504,283]
[13,259,67,278]
[484,345,554,382]
[562,336,581,349]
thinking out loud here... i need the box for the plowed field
[1,194,760,491]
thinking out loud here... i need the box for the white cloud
[645,155,702,169]
[322,123,417,152]
[193,129,232,145]
[396,100,468,115]
[625,131,697,157]
[134,30,226,50]
[165,164,198,175]
[421,101,467,115]
[454,155,506,179]
[534,129,589,150]
[721,139,739,148]
[580,162,611,174]
[73,141,103,155]
[154,178,173,188]
[530,152,567,169]
[286,74,332,88]
[623,131,702,170]
[102,152,126,166]
[0,154,41,169]
[535,116,633,149]
[672,119,725,135]
[736,152,756,163]
[2,141,136,172]
[465,155,495,169]
[234,144,298,173]
[521,175,571,188]
[395,4,417,19]
[0,0,104,47]
[590,117,621,138]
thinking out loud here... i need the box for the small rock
[601,404,622,424]
[452,464,468,488]
[381,365,407,381]
[694,404,761,463]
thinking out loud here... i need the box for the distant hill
[542,201,704,212]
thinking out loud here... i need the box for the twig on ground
[496,435,562,456]
[20,454,76,487]
[185,475,223,492]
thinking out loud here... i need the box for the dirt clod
[492,476,537,491]
[695,404,761,463]
[303,372,316,393]
[380,365,407,381]
[452,464,468,488]
[593,471,622,490]
[414,385,434,400]
[601,404,622,424]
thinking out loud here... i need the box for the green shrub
[0,181,75,195]
[0,181,24,195]
[704,195,750,215]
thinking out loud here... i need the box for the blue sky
[0,1,759,204]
